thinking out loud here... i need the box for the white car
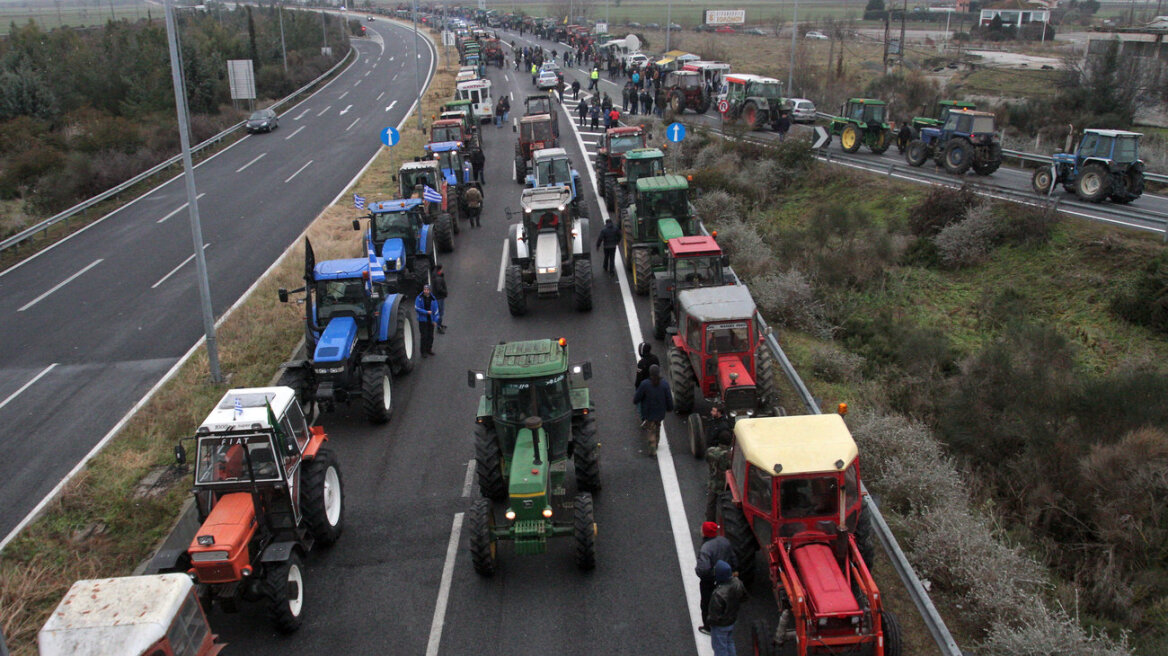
[536,69,560,90]
[804,30,829,40]
[625,53,649,69]
[789,98,817,123]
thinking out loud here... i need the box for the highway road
[0,18,436,545]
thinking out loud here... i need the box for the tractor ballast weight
[1030,129,1145,204]
[613,147,666,222]
[595,126,648,210]
[664,70,711,115]
[905,109,1002,176]
[525,147,588,217]
[718,74,791,131]
[650,235,735,340]
[514,114,559,183]
[621,174,698,295]
[828,99,892,154]
[504,186,593,315]
[466,338,599,575]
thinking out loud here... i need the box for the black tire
[905,140,929,167]
[468,498,497,576]
[669,345,696,414]
[572,414,601,493]
[1076,162,1111,202]
[1031,166,1055,195]
[277,367,314,418]
[261,552,305,633]
[301,448,345,545]
[514,156,526,184]
[882,611,904,656]
[615,185,627,222]
[475,422,507,501]
[756,346,778,409]
[605,174,616,211]
[573,492,597,571]
[971,143,1002,176]
[631,248,651,296]
[942,139,973,175]
[1112,169,1144,203]
[411,255,432,289]
[869,129,891,154]
[718,491,758,585]
[751,619,777,656]
[573,258,593,312]
[621,217,634,270]
[387,299,418,376]
[856,508,876,572]
[505,264,527,316]
[687,413,705,458]
[671,91,685,115]
[742,101,761,130]
[360,362,392,424]
[841,124,862,153]
[650,286,671,340]
[697,99,710,114]
[434,213,455,253]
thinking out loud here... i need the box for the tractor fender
[418,225,431,259]
[260,541,304,564]
[919,127,941,144]
[360,354,390,365]
[571,170,581,199]
[572,218,590,257]
[377,294,406,342]
[509,222,530,262]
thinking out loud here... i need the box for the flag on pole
[422,185,443,204]
[353,193,366,209]
[366,234,386,294]
[233,397,243,419]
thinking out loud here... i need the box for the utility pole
[164,0,222,384]
[788,0,798,97]
[412,0,424,131]
[899,0,907,64]
[279,3,288,74]
[883,13,890,70]
[666,0,673,51]
[322,9,328,49]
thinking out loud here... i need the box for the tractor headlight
[315,366,345,375]
[538,267,557,275]
[191,551,230,562]
[542,507,553,518]
[504,509,516,521]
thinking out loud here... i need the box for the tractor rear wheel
[361,362,392,424]
[615,186,628,223]
[434,213,455,253]
[1111,169,1145,203]
[718,491,758,585]
[573,258,594,311]
[756,346,778,410]
[572,414,602,493]
[697,99,710,114]
[505,264,527,316]
[869,129,891,154]
[277,367,314,420]
[621,219,634,270]
[605,174,617,210]
[750,619,777,656]
[446,210,460,234]
[387,299,417,376]
[668,345,696,414]
[687,413,705,458]
[631,248,651,296]
[942,139,973,174]
[905,140,929,167]
[671,91,686,115]
[514,156,526,185]
[261,552,305,633]
[742,102,761,130]
[411,255,431,289]
[1076,162,1111,202]
[468,498,497,576]
[650,285,671,340]
[856,507,877,572]
[1031,166,1055,195]
[840,124,861,153]
[972,143,1002,176]
[573,492,597,571]
[301,448,345,545]
[881,611,904,656]
[475,423,507,501]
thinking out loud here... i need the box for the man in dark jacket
[432,264,448,334]
[704,405,734,521]
[696,522,738,635]
[595,218,621,274]
[708,560,748,655]
[414,284,440,357]
[634,342,659,389]
[470,148,486,184]
[632,363,673,455]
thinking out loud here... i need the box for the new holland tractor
[360,198,442,286]
[828,99,892,154]
[905,109,1003,176]
[649,235,735,340]
[595,125,647,211]
[504,186,593,315]
[612,147,665,223]
[276,238,417,423]
[525,147,587,217]
[621,174,699,296]
[154,386,345,632]
[714,414,901,656]
[1030,129,1145,204]
[466,337,599,575]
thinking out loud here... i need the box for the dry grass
[0,28,453,656]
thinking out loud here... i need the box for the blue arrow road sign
[667,122,686,143]
[380,126,400,147]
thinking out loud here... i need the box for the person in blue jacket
[415,284,440,357]
[633,364,673,455]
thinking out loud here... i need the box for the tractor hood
[441,168,458,186]
[380,238,406,272]
[314,316,358,364]
[719,358,759,416]
[188,492,257,584]
[509,426,550,518]
[535,232,562,288]
[656,217,685,242]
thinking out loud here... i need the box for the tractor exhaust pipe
[525,416,543,465]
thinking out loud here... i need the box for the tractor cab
[664,70,710,114]
[521,186,573,245]
[911,99,976,132]
[684,60,731,90]
[1035,129,1145,203]
[525,148,582,210]
[364,199,429,264]
[632,174,694,232]
[829,99,892,154]
[599,126,647,165]
[1073,129,1143,164]
[650,235,734,339]
[514,114,559,181]
[525,94,554,117]
[397,159,442,201]
[718,74,788,129]
[622,148,665,187]
[424,140,473,187]
[844,98,886,127]
[937,108,997,142]
[430,118,470,145]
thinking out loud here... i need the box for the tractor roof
[668,235,722,257]
[607,126,643,135]
[314,258,372,281]
[636,174,690,193]
[431,118,463,127]
[939,99,976,108]
[487,338,569,379]
[848,98,886,105]
[198,387,297,433]
[679,284,756,323]
[726,73,780,84]
[521,186,573,212]
[1083,129,1143,138]
[39,574,196,656]
[734,414,859,476]
[951,109,995,118]
[369,198,424,213]
[425,140,463,153]
[400,159,440,171]
[521,113,553,123]
[533,147,569,160]
[626,147,665,160]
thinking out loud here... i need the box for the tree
[865,0,885,11]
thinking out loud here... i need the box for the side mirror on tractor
[278,288,289,303]
[352,219,361,231]
[467,369,485,388]
[174,444,186,466]
[571,362,593,380]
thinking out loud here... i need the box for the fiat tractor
[466,337,599,575]
[1030,129,1145,204]
[155,386,345,632]
[714,414,900,656]
[514,112,558,183]
[905,109,1003,176]
[828,99,892,154]
[612,147,665,223]
[524,93,560,137]
[649,235,734,340]
[504,187,593,315]
[664,69,711,114]
[621,174,699,295]
[525,147,587,217]
[595,125,647,210]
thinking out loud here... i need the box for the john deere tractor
[828,99,892,154]
[1031,129,1145,204]
[525,147,587,217]
[905,109,1003,176]
[612,147,665,223]
[504,186,593,315]
[276,239,418,423]
[621,174,698,296]
[466,337,599,575]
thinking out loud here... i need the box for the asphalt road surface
[0,18,436,544]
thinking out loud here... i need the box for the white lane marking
[496,238,509,292]
[354,79,363,87]
[235,153,266,173]
[386,100,397,112]
[504,74,509,82]
[392,73,398,81]
[346,118,360,131]
[372,62,378,70]
[425,512,464,656]
[461,459,475,497]
[509,91,513,101]
[155,193,207,224]
[376,91,385,101]
[0,363,58,413]
[582,139,598,146]
[294,108,310,120]
[317,105,332,117]
[18,259,103,312]
[567,94,714,656]
[340,104,353,115]
[152,243,210,289]
[285,160,313,184]
[339,91,349,100]
[364,70,371,77]
[285,125,306,140]
[389,55,394,61]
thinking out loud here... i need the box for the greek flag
[422,185,443,203]
[353,193,366,210]
[233,396,242,419]
[366,234,385,287]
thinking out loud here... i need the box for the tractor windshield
[625,157,664,183]
[971,115,995,134]
[400,169,437,195]
[372,211,417,245]
[493,374,572,424]
[536,157,571,185]
[672,74,702,89]
[526,97,552,114]
[316,279,368,322]
[522,120,554,142]
[863,104,886,124]
[608,134,644,154]
[436,151,462,172]
[431,126,460,142]
[706,321,750,354]
[195,434,282,484]
[780,476,839,519]
[674,256,721,286]
[645,190,688,218]
[1114,136,1140,163]
[747,81,783,100]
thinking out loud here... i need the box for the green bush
[1111,250,1168,335]
[908,186,979,237]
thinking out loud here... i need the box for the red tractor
[717,414,901,656]
[649,235,735,340]
[483,37,504,67]
[595,126,647,210]
[663,70,711,115]
[514,113,558,183]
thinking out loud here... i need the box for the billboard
[705,9,746,25]
[226,59,255,101]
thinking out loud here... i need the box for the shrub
[693,190,742,226]
[711,217,773,279]
[979,603,1131,656]
[908,186,978,237]
[808,343,864,383]
[1110,250,1168,334]
[933,202,998,268]
[751,268,827,336]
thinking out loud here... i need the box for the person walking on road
[595,218,621,275]
[464,184,483,227]
[704,405,735,521]
[415,284,440,357]
[708,561,748,656]
[640,87,653,118]
[589,102,601,130]
[556,77,565,102]
[634,342,659,389]
[633,364,673,456]
[696,522,738,635]
[588,66,600,91]
[531,62,539,86]
[621,83,631,112]
[495,97,506,127]
[776,111,791,142]
[470,148,486,184]
[500,95,511,123]
[432,265,448,334]
[607,107,620,130]
[571,79,580,100]
[578,97,590,128]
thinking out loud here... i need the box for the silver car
[789,98,817,123]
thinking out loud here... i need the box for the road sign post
[381,126,401,147]
[666,122,686,143]
[812,126,831,149]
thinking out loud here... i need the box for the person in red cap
[695,520,737,635]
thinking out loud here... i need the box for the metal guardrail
[0,47,356,255]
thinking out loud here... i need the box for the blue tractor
[277,238,418,424]
[425,140,483,230]
[1030,129,1145,204]
[355,199,439,298]
[905,109,1002,176]
[524,147,588,218]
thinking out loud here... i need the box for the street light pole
[412,0,424,131]
[164,0,222,384]
[322,9,327,48]
[789,0,798,97]
[278,2,288,74]
[666,0,672,51]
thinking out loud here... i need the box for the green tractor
[612,147,666,224]
[828,99,892,154]
[466,338,600,575]
[621,174,699,296]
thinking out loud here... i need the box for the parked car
[715,25,736,33]
[743,27,769,36]
[668,22,682,30]
[627,21,642,28]
[246,108,279,133]
[625,53,650,69]
[789,98,817,122]
[805,30,829,40]
[646,22,660,29]
[537,69,560,90]
[695,24,715,32]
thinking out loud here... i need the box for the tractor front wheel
[514,156,526,185]
[468,498,497,576]
[434,213,455,253]
[573,258,593,312]
[668,345,696,414]
[411,255,432,289]
[605,174,617,211]
[572,414,602,493]
[1031,166,1055,195]
[387,299,418,376]
[360,362,392,424]
[301,449,345,545]
[750,619,778,656]
[718,491,759,584]
[1076,163,1111,202]
[687,413,705,458]
[615,186,628,224]
[277,367,315,421]
[261,552,305,633]
[856,507,877,572]
[631,248,652,296]
[475,423,506,500]
[840,124,861,153]
[905,140,929,167]
[505,264,527,316]
[671,91,686,115]
[869,129,891,154]
[573,492,597,571]
[756,346,778,410]
[882,611,904,656]
[621,219,634,270]
[942,139,974,174]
